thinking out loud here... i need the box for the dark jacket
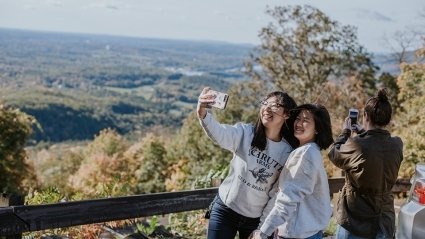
[328,128,403,238]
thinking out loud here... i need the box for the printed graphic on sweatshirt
[249,168,273,183]
[248,147,284,171]
[238,174,266,192]
[235,146,286,192]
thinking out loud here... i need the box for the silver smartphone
[208,90,229,110]
[348,108,359,125]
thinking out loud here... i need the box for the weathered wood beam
[0,177,411,237]
[0,188,217,236]
[0,207,29,235]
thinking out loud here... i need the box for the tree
[35,145,85,194]
[245,5,379,103]
[383,6,425,65]
[394,46,425,178]
[68,129,132,197]
[0,104,37,194]
[129,133,168,193]
[164,111,232,191]
[383,30,423,64]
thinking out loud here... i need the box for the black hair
[292,103,334,150]
[251,91,299,150]
[364,88,392,127]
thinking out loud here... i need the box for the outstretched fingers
[197,87,214,118]
[198,87,215,107]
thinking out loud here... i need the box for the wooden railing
[0,177,411,237]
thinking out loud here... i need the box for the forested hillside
[0,28,252,142]
[0,28,409,143]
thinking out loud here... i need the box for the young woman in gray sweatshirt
[197,87,298,239]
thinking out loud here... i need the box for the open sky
[0,0,423,53]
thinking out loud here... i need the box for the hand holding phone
[348,108,359,126]
[208,90,229,110]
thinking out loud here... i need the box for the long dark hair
[292,103,334,150]
[251,91,298,150]
[364,88,392,127]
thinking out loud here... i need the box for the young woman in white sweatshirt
[197,87,298,239]
[251,103,334,239]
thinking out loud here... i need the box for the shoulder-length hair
[251,91,298,150]
[292,103,334,150]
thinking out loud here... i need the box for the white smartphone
[348,108,359,125]
[208,90,229,110]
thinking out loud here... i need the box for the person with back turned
[328,88,403,239]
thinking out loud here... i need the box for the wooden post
[5,194,24,239]
[211,178,222,187]
[0,194,9,207]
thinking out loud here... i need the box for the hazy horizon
[1,0,424,54]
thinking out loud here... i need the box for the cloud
[212,10,236,21]
[353,8,394,22]
[44,0,63,7]
[105,4,119,10]
[83,1,124,11]
[24,4,36,10]
[154,7,164,13]
[213,10,226,16]
[23,0,62,10]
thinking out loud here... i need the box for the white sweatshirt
[260,142,332,238]
[200,113,293,220]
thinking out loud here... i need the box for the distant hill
[0,28,253,142]
[372,53,400,75]
[0,28,404,143]
[372,53,403,75]
[372,50,422,75]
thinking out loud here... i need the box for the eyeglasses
[260,100,284,112]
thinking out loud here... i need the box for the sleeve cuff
[199,112,212,123]
[260,224,274,238]
[260,231,270,239]
[342,128,351,136]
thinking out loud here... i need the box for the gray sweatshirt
[200,113,293,220]
[260,142,332,238]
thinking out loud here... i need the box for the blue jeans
[277,230,323,239]
[335,225,390,239]
[207,195,260,239]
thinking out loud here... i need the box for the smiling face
[260,96,288,130]
[294,109,316,146]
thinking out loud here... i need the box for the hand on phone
[345,108,363,133]
[197,88,229,119]
[208,90,229,110]
[351,124,363,133]
[348,108,359,126]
